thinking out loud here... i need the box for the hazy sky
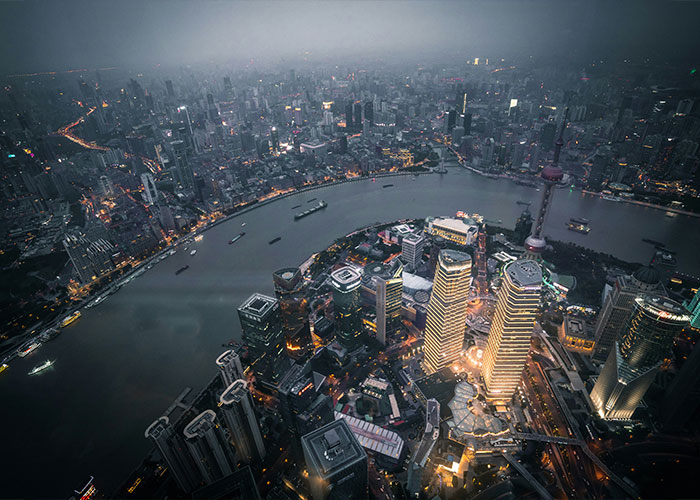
[2,0,700,74]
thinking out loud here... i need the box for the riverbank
[1,171,435,359]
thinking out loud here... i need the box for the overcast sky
[2,0,699,74]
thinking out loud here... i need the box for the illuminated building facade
[330,267,363,350]
[219,379,266,463]
[592,266,664,362]
[237,293,286,390]
[422,250,472,374]
[375,261,403,345]
[558,317,595,354]
[183,410,236,486]
[273,267,311,360]
[482,260,542,401]
[426,216,479,246]
[590,295,689,420]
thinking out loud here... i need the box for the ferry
[229,232,246,245]
[567,217,590,234]
[194,234,204,242]
[294,200,328,220]
[29,359,54,375]
[601,194,621,202]
[61,311,82,328]
[567,221,591,234]
[175,265,189,275]
[18,342,41,357]
[269,237,282,245]
[0,363,8,374]
[190,249,197,256]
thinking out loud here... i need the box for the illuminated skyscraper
[330,267,363,349]
[482,260,542,401]
[238,293,286,391]
[376,261,403,345]
[273,267,311,360]
[592,266,664,363]
[145,416,199,493]
[216,350,245,387]
[423,250,472,374]
[219,379,266,463]
[183,410,236,485]
[590,295,689,420]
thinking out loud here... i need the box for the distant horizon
[2,0,700,75]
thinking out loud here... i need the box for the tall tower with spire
[524,108,568,259]
[474,223,489,296]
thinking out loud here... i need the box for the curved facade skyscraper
[591,295,689,421]
[422,250,472,374]
[219,379,266,463]
[482,260,542,401]
[330,267,363,349]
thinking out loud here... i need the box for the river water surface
[2,170,699,497]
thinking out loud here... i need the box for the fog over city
[2,0,700,73]
[3,1,700,499]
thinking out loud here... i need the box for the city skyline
[2,1,700,499]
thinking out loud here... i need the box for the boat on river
[29,359,54,375]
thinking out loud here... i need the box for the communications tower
[474,223,489,296]
[524,108,568,259]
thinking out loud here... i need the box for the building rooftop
[145,416,170,439]
[216,349,239,368]
[439,249,472,268]
[334,412,405,460]
[403,233,425,244]
[183,409,218,439]
[330,266,362,291]
[431,217,479,235]
[220,379,249,405]
[238,293,277,318]
[448,382,507,439]
[636,295,690,323]
[505,260,542,288]
[301,419,366,478]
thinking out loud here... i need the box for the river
[2,169,699,497]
